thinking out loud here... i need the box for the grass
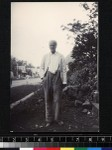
[10,93,99,132]
[10,84,42,103]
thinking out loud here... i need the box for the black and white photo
[10,2,99,132]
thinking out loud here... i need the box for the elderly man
[40,40,67,127]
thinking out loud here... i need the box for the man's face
[49,41,57,54]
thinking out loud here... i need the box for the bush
[67,62,98,103]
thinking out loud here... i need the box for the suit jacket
[40,52,67,84]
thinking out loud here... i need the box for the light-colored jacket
[40,52,67,84]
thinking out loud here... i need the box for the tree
[17,60,27,66]
[62,2,98,103]
[61,2,98,70]
[11,57,18,77]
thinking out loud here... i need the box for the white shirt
[48,52,61,74]
[40,51,67,84]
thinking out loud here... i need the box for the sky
[11,2,92,67]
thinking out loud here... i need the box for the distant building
[18,65,27,77]
[26,67,39,77]
[18,66,26,72]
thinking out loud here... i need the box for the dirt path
[10,93,99,132]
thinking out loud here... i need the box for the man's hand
[62,84,67,92]
[40,77,45,86]
[62,84,66,89]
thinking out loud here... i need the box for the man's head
[49,40,57,54]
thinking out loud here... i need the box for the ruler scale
[1,136,112,142]
[0,136,112,148]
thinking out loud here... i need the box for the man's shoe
[58,121,64,125]
[54,120,64,126]
[45,122,52,127]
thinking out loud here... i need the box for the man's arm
[39,55,45,79]
[61,56,67,85]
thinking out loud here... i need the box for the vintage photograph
[10,2,99,132]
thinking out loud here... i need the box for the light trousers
[43,70,62,123]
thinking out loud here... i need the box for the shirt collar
[50,51,57,55]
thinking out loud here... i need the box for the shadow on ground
[10,92,99,132]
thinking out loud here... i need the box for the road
[11,78,42,88]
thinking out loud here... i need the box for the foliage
[67,62,97,102]
[62,2,98,103]
[11,56,34,77]
[62,2,98,68]
[11,57,18,76]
